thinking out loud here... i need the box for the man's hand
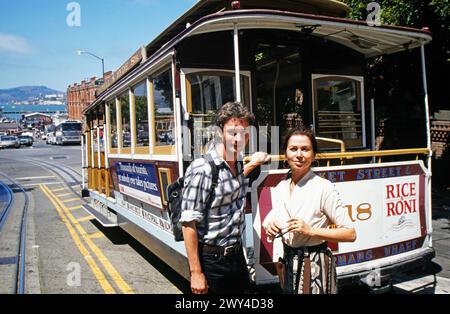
[250,152,271,166]
[182,222,208,294]
[244,152,271,177]
[190,271,208,294]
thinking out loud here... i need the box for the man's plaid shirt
[179,147,247,247]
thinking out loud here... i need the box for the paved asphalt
[0,140,449,294]
[0,140,189,294]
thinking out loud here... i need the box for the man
[180,101,269,294]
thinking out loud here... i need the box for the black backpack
[167,154,220,241]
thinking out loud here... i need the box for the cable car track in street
[0,148,203,294]
[23,158,135,294]
[30,159,81,187]
[0,156,85,294]
[27,159,84,201]
[0,172,29,294]
[0,180,13,232]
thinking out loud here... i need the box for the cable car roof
[143,1,430,60]
[84,6,431,114]
[184,10,432,59]
[144,0,351,58]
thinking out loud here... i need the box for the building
[431,110,450,158]
[67,71,112,121]
[52,112,70,126]
[24,112,52,126]
[0,122,22,135]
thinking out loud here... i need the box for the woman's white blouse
[262,169,354,248]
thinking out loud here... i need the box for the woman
[263,127,356,294]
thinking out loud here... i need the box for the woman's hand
[287,218,312,237]
[266,220,282,239]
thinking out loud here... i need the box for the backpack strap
[204,153,220,210]
[202,153,222,235]
[206,154,220,185]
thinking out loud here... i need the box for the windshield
[62,123,82,131]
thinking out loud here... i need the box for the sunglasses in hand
[274,226,290,238]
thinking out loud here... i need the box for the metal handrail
[243,148,430,164]
[316,137,346,152]
[316,147,429,160]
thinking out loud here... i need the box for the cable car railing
[243,148,430,167]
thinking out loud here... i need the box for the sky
[0,0,198,92]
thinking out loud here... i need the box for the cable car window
[153,69,174,147]
[108,100,118,149]
[185,71,250,157]
[186,71,250,115]
[133,81,149,148]
[119,91,131,148]
[313,75,365,149]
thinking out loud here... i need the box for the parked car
[46,133,56,144]
[18,135,33,146]
[0,135,20,148]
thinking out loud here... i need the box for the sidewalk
[433,189,450,211]
[392,273,450,294]
[431,192,450,280]
[384,193,450,294]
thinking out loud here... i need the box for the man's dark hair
[215,102,255,129]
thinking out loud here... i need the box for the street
[0,141,189,294]
[0,141,449,294]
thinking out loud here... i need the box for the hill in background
[0,86,65,104]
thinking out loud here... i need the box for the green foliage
[341,0,449,28]
[430,0,450,19]
[340,0,449,114]
[341,0,449,192]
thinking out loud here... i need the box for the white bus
[55,120,82,145]
[82,0,434,292]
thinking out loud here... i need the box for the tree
[341,0,450,192]
[340,0,449,115]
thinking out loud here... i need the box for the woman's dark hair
[215,101,255,129]
[282,126,318,156]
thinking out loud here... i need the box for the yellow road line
[39,184,115,294]
[44,185,134,294]
[87,232,105,239]
[68,205,82,211]
[62,198,79,203]
[78,216,95,222]
[51,188,66,192]
[56,192,72,197]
